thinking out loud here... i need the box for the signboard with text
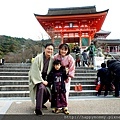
[94,57,104,70]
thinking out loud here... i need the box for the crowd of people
[28,42,120,116]
[72,42,104,68]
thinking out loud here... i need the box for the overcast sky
[0,0,120,41]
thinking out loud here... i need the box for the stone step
[0,80,28,85]
[0,66,30,69]
[0,63,31,68]
[74,76,97,80]
[0,80,97,85]
[0,72,96,76]
[0,91,29,97]
[0,84,96,91]
[75,67,96,70]
[70,84,96,90]
[0,68,96,73]
[70,90,97,96]
[75,67,94,69]
[0,76,96,80]
[0,80,95,85]
[75,70,97,73]
[0,72,28,76]
[0,76,28,80]
[0,90,115,97]
[75,73,97,76]
[0,71,96,76]
[0,68,30,72]
[71,80,95,85]
[0,85,29,91]
[69,90,114,96]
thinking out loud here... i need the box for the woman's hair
[59,43,70,55]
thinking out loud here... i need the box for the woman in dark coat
[47,59,69,114]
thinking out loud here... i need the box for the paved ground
[0,96,120,120]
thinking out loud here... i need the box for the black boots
[34,109,43,115]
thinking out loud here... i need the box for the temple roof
[35,5,109,17]
[47,6,97,15]
[94,30,111,38]
[95,30,111,34]
[95,39,120,44]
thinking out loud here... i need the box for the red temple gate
[34,6,108,48]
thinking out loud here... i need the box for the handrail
[104,53,116,60]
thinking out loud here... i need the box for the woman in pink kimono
[54,43,75,113]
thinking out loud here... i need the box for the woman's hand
[65,67,69,74]
[65,77,71,83]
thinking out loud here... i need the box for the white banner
[94,57,104,70]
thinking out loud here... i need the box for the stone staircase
[0,63,30,97]
[70,67,97,96]
[0,63,113,98]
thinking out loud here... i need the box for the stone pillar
[61,34,64,44]
[79,37,82,48]
[89,36,92,45]
[115,46,117,52]
[51,37,54,43]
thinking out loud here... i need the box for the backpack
[89,46,94,54]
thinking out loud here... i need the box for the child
[82,50,89,67]
[47,59,69,114]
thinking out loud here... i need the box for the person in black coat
[97,63,112,96]
[107,59,120,97]
[72,43,81,54]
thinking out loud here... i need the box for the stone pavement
[0,96,120,120]
[0,96,120,114]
